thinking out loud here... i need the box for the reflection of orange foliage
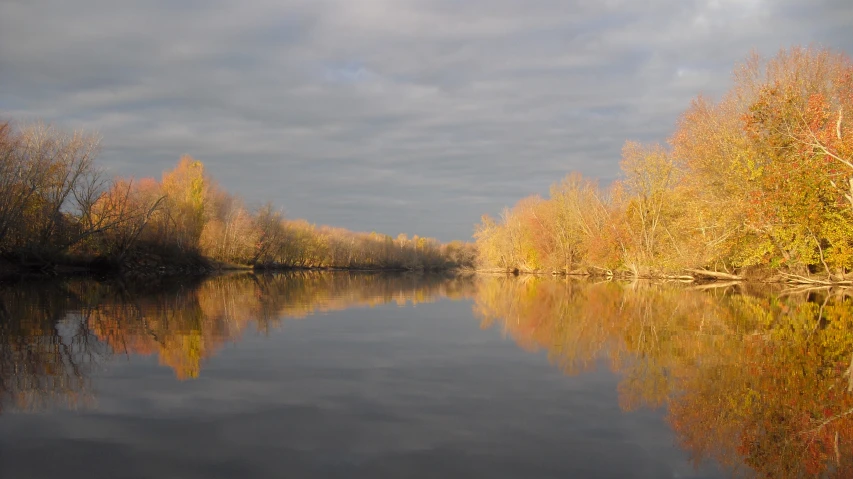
[667,299,853,478]
[2,274,472,412]
[87,273,475,380]
[474,276,853,478]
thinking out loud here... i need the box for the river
[1,272,850,478]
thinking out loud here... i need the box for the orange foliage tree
[475,46,853,279]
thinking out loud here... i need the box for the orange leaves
[666,46,853,272]
[80,274,475,381]
[620,141,674,198]
[0,117,467,270]
[474,172,617,273]
[806,93,830,134]
[473,52,853,275]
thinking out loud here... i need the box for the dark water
[1,273,851,478]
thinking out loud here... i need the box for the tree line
[475,46,853,280]
[0,122,475,273]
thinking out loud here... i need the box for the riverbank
[474,266,853,286]
[0,253,213,280]
[0,253,469,280]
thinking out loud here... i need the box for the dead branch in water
[684,269,743,281]
[778,272,853,286]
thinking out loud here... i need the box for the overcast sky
[1,1,852,241]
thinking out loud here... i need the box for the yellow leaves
[162,155,206,206]
[154,155,214,251]
[474,173,619,272]
[620,141,675,198]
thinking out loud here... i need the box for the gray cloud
[2,0,852,240]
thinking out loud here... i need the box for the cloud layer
[2,0,852,240]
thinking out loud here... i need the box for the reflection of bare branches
[0,282,105,413]
[779,285,853,299]
[1,273,477,409]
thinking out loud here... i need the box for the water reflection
[0,280,106,414]
[0,272,475,406]
[475,276,853,478]
[3,273,853,477]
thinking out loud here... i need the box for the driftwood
[684,269,744,281]
[778,272,853,286]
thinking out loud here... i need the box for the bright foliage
[0,124,474,270]
[476,47,853,278]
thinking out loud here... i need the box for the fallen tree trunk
[776,272,853,285]
[684,269,744,281]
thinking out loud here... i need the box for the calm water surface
[1,273,851,478]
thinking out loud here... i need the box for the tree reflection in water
[0,272,474,407]
[4,273,853,477]
[474,276,853,478]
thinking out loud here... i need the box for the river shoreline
[0,254,469,281]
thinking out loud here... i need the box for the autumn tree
[200,188,258,264]
[157,155,210,253]
[477,46,853,279]
[251,202,287,265]
[91,178,165,260]
[547,173,606,272]
[0,118,472,272]
[673,47,853,275]
[0,121,104,258]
